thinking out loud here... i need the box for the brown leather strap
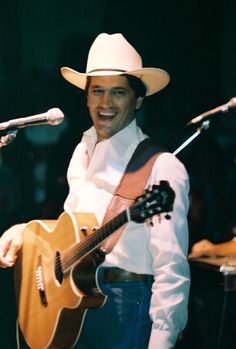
[116,138,164,200]
[101,138,164,252]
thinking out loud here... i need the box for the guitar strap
[101,138,165,253]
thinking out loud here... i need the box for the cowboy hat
[60,33,170,96]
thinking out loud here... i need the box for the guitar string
[38,190,165,284]
[40,211,128,284]
[57,192,162,272]
[60,211,127,270]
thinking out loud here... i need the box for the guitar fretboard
[61,210,128,271]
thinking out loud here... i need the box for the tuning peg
[146,218,154,227]
[165,214,171,220]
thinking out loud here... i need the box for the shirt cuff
[148,328,177,349]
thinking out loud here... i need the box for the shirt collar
[82,119,147,159]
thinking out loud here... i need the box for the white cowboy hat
[60,33,170,96]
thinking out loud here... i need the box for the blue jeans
[74,267,153,349]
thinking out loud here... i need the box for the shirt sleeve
[147,153,190,349]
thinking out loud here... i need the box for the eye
[112,89,126,97]
[92,88,104,96]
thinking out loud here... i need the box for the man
[0,33,190,349]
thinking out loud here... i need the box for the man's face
[87,75,142,141]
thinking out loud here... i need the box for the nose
[100,91,112,107]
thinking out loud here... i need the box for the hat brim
[60,66,170,96]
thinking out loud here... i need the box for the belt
[101,267,153,284]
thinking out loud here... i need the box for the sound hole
[55,251,63,285]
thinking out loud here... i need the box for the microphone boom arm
[187,97,236,125]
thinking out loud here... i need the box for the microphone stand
[176,115,235,349]
[172,120,210,155]
[173,96,236,155]
[0,129,18,148]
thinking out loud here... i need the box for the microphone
[188,97,236,125]
[0,108,64,130]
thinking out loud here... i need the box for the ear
[135,97,144,110]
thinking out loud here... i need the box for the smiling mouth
[98,111,116,121]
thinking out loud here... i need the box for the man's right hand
[0,224,26,268]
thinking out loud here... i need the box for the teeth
[99,112,115,117]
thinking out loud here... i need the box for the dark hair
[124,74,147,98]
[85,74,147,98]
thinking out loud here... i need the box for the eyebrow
[90,85,127,90]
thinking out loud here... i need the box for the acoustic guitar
[14,180,175,349]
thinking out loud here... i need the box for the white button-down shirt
[64,119,190,349]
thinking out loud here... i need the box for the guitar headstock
[130,180,175,223]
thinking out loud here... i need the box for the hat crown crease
[86,33,143,73]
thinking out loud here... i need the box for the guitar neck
[59,181,175,272]
[61,209,128,271]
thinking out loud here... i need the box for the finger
[0,242,20,267]
[188,252,200,259]
[0,254,15,268]
[0,240,11,260]
[5,252,17,264]
[5,241,21,263]
[0,245,16,267]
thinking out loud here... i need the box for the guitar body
[14,182,175,349]
[14,212,106,349]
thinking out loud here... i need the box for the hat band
[87,68,126,74]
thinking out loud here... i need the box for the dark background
[0,1,235,348]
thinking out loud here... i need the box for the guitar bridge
[36,255,48,306]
